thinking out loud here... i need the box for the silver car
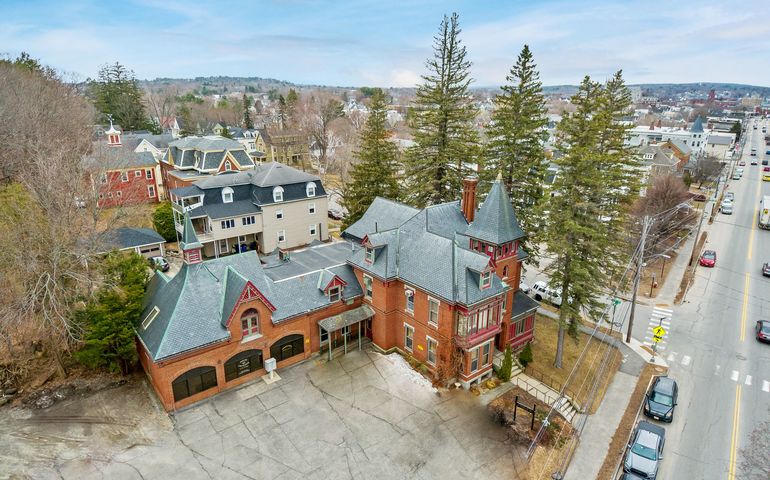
[623,421,665,479]
[720,200,733,215]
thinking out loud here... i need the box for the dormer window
[365,247,375,264]
[306,182,316,197]
[225,160,232,171]
[222,186,233,203]
[273,186,284,202]
[480,271,492,289]
[328,286,341,302]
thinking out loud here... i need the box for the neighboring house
[228,127,267,161]
[705,134,735,160]
[636,145,679,195]
[97,227,166,258]
[86,128,160,208]
[136,173,537,411]
[160,136,257,191]
[255,128,310,170]
[168,161,329,256]
[626,116,709,154]
[157,116,184,137]
[121,133,175,200]
[659,139,692,171]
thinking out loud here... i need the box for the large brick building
[137,175,537,411]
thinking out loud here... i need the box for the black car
[644,376,678,422]
[763,159,769,166]
[762,263,770,277]
[756,320,770,344]
[624,421,665,479]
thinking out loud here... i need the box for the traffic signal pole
[627,215,651,344]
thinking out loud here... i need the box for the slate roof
[509,291,539,318]
[465,176,525,245]
[690,116,704,133]
[188,199,261,220]
[86,144,157,171]
[250,161,319,187]
[667,138,692,155]
[169,136,244,151]
[637,145,677,167]
[342,197,419,242]
[99,227,165,251]
[180,213,202,250]
[169,185,204,198]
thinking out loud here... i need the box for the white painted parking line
[745,375,752,386]
[762,380,770,392]
[681,355,691,366]
[731,370,739,382]
[714,365,722,376]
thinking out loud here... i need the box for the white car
[531,281,563,306]
[720,200,733,215]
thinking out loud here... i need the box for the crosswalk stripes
[675,354,770,393]
[731,370,740,381]
[745,375,752,386]
[646,306,673,352]
[763,381,770,393]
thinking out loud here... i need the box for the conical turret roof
[179,212,202,251]
[465,174,525,245]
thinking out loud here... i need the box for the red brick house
[137,175,537,410]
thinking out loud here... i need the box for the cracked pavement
[0,348,527,479]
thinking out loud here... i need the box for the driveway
[1,348,526,479]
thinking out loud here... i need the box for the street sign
[652,326,666,337]
[612,298,622,306]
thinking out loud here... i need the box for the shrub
[152,202,176,242]
[519,342,534,367]
[498,345,514,382]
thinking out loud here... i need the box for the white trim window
[134,170,142,178]
[147,185,155,198]
[365,247,375,264]
[309,224,317,236]
[121,171,129,182]
[470,341,493,372]
[480,271,492,289]
[222,186,233,203]
[404,324,414,352]
[142,306,160,330]
[242,215,255,226]
[328,286,341,302]
[426,336,437,365]
[146,169,153,179]
[306,182,316,197]
[221,219,235,229]
[405,290,414,313]
[117,190,123,198]
[428,297,439,327]
[224,160,232,171]
[273,186,284,202]
[277,230,286,243]
[308,202,316,215]
[363,275,373,299]
[276,210,283,220]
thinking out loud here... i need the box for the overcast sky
[2,0,769,87]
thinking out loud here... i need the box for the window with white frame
[121,172,129,182]
[480,271,492,289]
[142,306,160,330]
[328,286,341,302]
[404,324,414,352]
[221,219,235,229]
[276,210,283,220]
[273,186,284,202]
[225,160,232,171]
[240,309,260,337]
[363,275,373,299]
[306,182,316,197]
[405,290,414,313]
[242,215,255,226]
[426,337,437,365]
[308,202,316,214]
[147,185,155,198]
[277,230,286,243]
[146,169,153,179]
[309,224,317,236]
[222,187,233,203]
[470,341,492,372]
[428,298,439,327]
[134,170,142,177]
[365,247,375,264]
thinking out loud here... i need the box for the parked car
[764,159,770,166]
[756,320,770,344]
[519,282,531,295]
[725,191,735,202]
[751,158,759,165]
[738,160,746,166]
[327,208,344,220]
[762,262,770,277]
[764,166,770,173]
[736,168,745,175]
[720,201,733,215]
[751,148,757,156]
[732,172,741,180]
[644,376,678,422]
[699,250,717,267]
[530,281,563,307]
[150,256,170,272]
[690,192,707,202]
[623,421,665,479]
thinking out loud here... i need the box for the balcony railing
[453,322,501,349]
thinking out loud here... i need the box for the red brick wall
[97,168,159,208]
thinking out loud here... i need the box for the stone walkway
[2,348,528,480]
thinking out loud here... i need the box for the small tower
[180,213,203,265]
[105,115,122,147]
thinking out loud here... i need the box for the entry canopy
[318,305,375,332]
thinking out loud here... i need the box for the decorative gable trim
[322,275,347,293]
[217,151,242,173]
[224,281,276,328]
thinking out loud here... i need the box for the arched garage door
[224,349,263,382]
[171,366,217,402]
[270,334,304,362]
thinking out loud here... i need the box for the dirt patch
[639,251,679,299]
[595,363,669,480]
[22,374,129,410]
[526,315,622,414]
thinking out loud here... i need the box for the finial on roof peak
[496,171,503,182]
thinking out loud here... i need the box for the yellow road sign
[652,326,666,337]
[652,335,663,343]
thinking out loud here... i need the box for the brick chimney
[461,176,478,223]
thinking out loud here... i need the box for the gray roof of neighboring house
[510,291,539,319]
[707,135,732,145]
[201,151,226,170]
[122,133,175,151]
[465,177,525,245]
[690,116,704,133]
[638,145,677,167]
[99,227,165,251]
[169,185,204,198]
[250,161,319,187]
[188,199,261,220]
[231,149,254,167]
[667,138,692,155]
[342,197,419,241]
[169,136,244,151]
[86,144,157,170]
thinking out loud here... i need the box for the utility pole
[627,215,651,344]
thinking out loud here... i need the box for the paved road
[632,118,770,480]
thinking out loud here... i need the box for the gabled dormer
[220,266,276,341]
[318,269,347,302]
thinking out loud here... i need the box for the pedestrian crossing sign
[652,326,666,337]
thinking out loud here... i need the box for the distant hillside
[543,82,770,98]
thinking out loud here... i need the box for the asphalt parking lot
[0,348,526,479]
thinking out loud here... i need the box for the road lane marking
[740,273,749,342]
[715,365,721,376]
[667,353,676,362]
[745,375,752,386]
[728,385,742,480]
[763,380,770,392]
[731,370,739,381]
[748,206,757,260]
[681,355,691,366]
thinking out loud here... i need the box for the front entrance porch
[317,305,375,360]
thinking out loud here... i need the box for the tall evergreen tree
[544,76,608,368]
[341,89,400,229]
[485,45,549,261]
[404,13,479,207]
[88,62,151,131]
[242,94,254,129]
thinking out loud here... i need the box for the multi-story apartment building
[159,136,257,191]
[138,174,537,411]
[255,128,310,170]
[169,161,329,256]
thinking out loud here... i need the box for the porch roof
[318,304,375,332]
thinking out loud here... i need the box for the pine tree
[88,62,151,131]
[341,88,400,229]
[242,94,254,129]
[404,13,479,207]
[544,76,608,368]
[485,45,549,261]
[498,345,514,381]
